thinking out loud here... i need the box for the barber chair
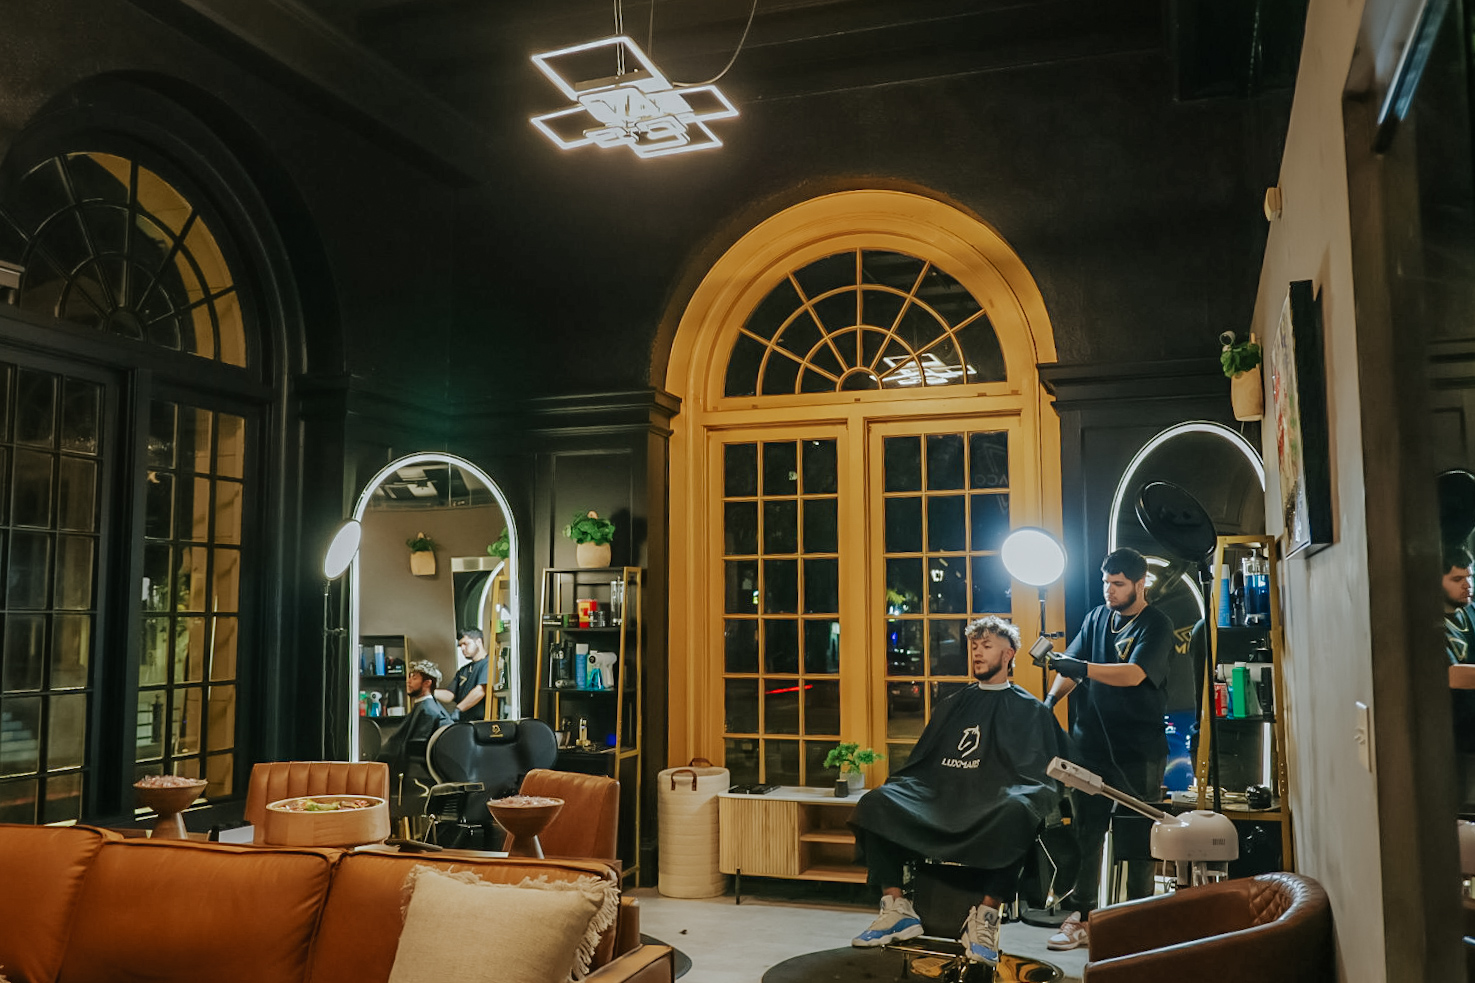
[424,719,559,846]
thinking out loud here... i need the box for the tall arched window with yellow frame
[665,191,1061,787]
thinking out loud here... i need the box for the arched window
[666,191,1061,786]
[0,138,270,824]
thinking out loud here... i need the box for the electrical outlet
[1353,700,1372,772]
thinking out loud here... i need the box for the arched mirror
[346,454,520,761]
[1108,421,1266,791]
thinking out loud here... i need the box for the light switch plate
[1354,700,1372,772]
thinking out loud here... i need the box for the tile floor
[630,885,1089,983]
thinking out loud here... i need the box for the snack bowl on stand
[133,776,209,839]
[487,795,564,858]
[262,794,391,847]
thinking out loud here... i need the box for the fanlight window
[0,153,248,367]
[724,249,1006,397]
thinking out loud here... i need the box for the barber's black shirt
[451,657,489,722]
[1064,604,1173,771]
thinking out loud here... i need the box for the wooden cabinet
[1195,534,1294,869]
[718,786,866,900]
[534,566,643,883]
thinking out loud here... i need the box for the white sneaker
[852,895,924,947]
[960,903,1001,966]
[1046,911,1089,951]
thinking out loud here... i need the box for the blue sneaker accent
[852,897,925,947]
[961,904,1002,966]
[855,916,921,944]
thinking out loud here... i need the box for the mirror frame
[1108,421,1266,618]
[346,452,520,760]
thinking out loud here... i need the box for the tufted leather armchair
[506,768,620,860]
[1084,871,1334,982]
[244,761,390,843]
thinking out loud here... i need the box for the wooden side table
[718,785,866,903]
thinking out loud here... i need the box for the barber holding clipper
[1036,547,1172,952]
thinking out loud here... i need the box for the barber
[436,628,489,721]
[1040,547,1172,952]
[1442,547,1475,811]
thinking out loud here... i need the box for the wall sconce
[530,36,738,158]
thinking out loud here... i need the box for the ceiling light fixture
[530,36,738,158]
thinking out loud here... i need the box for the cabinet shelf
[799,830,855,845]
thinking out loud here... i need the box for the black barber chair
[424,719,558,847]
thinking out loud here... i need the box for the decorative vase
[1231,369,1263,422]
[576,542,611,569]
[842,770,864,796]
[409,550,436,576]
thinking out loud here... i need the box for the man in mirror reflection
[1040,547,1173,951]
[849,617,1069,968]
[437,628,489,721]
[380,660,455,814]
[1441,547,1475,811]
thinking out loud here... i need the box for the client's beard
[1109,588,1139,612]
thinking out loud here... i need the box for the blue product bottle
[575,645,589,689]
[1216,564,1233,628]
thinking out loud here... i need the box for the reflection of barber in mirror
[1442,548,1475,810]
[1038,548,1173,952]
[436,628,489,721]
[849,617,1070,968]
[380,660,455,766]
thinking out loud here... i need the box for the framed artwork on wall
[1271,280,1334,557]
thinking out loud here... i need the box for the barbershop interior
[1,1,1474,981]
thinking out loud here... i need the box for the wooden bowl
[262,794,390,847]
[487,796,564,850]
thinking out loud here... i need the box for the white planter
[1231,369,1263,422]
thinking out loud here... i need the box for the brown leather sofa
[1084,871,1334,982]
[0,822,673,983]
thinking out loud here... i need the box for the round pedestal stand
[134,781,207,839]
[488,797,565,858]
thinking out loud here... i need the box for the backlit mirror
[346,453,520,760]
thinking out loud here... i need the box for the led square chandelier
[530,36,739,159]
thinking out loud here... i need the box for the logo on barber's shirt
[941,725,982,769]
[1114,636,1136,662]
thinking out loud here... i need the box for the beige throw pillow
[386,866,619,983]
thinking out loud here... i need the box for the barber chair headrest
[471,720,519,744]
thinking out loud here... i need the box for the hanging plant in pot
[1221,331,1264,422]
[406,532,437,577]
[564,511,615,569]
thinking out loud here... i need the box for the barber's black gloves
[1049,655,1089,681]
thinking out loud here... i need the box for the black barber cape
[850,682,1071,870]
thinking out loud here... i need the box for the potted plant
[1220,330,1263,421]
[487,527,510,560]
[405,532,437,577]
[563,510,616,568]
[824,742,885,797]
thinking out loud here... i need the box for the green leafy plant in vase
[405,532,437,576]
[487,528,510,560]
[1220,330,1263,422]
[824,742,884,796]
[564,510,616,568]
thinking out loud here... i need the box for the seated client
[849,616,1070,967]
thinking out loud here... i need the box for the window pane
[805,680,840,736]
[41,771,82,824]
[174,616,207,683]
[802,499,838,554]
[724,619,758,674]
[0,780,36,823]
[54,535,94,610]
[762,442,797,496]
[802,439,837,494]
[930,620,968,676]
[176,476,210,542]
[213,548,240,613]
[724,738,759,786]
[57,458,97,532]
[207,685,234,752]
[725,560,758,614]
[763,559,797,613]
[725,679,759,733]
[14,369,55,448]
[46,693,87,769]
[145,471,174,539]
[136,690,165,760]
[13,449,54,527]
[216,414,246,478]
[175,546,208,612]
[765,686,799,735]
[803,619,839,674]
[3,615,43,692]
[50,614,90,689]
[139,618,169,688]
[971,554,1011,612]
[927,495,966,552]
[887,683,925,741]
[803,558,838,614]
[60,379,99,455]
[148,402,176,468]
[886,496,922,553]
[884,436,922,493]
[213,478,242,545]
[763,500,798,554]
[8,533,51,609]
[887,619,924,676]
[179,408,211,473]
[763,739,801,786]
[926,434,965,490]
[724,501,758,556]
[804,741,832,785]
[929,558,967,614]
[969,431,1009,488]
[724,443,757,497]
[764,619,799,674]
[210,616,238,682]
[886,559,924,614]
[173,687,202,756]
[143,545,171,611]
[0,697,41,775]
[970,493,1010,552]
[205,752,234,798]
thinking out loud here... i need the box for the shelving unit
[718,786,866,903]
[1195,534,1295,870]
[358,633,409,717]
[533,566,643,883]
